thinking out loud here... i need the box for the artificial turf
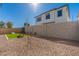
[6,33,31,39]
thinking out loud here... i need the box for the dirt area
[0,35,79,56]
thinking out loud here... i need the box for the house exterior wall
[35,6,70,25]
[25,22,79,41]
[54,6,70,23]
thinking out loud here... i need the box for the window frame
[46,13,50,19]
[36,17,41,22]
[57,10,62,17]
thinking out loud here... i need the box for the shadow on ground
[36,36,79,47]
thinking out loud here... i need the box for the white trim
[5,34,8,40]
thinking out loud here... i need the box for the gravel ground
[0,35,79,56]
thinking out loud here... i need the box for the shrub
[17,34,24,38]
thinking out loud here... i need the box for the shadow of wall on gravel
[34,35,79,47]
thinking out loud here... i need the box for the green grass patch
[6,33,31,39]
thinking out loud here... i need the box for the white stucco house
[35,5,70,25]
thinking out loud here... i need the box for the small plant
[17,34,24,38]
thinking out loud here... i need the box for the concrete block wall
[46,22,79,40]
[25,21,79,41]
[0,28,23,34]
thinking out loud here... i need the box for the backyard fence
[0,28,23,34]
[25,21,79,41]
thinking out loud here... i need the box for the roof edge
[34,4,69,18]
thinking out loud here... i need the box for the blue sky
[0,3,79,28]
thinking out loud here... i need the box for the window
[46,13,50,19]
[36,17,41,22]
[57,10,62,17]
